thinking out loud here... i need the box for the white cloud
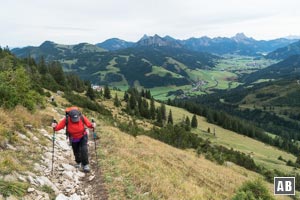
[1,0,300,47]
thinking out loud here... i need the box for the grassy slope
[111,90,299,174]
[100,97,290,199]
[163,104,300,174]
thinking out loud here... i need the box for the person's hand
[51,122,57,129]
[92,122,96,128]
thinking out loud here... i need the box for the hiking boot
[83,164,90,172]
[75,163,81,168]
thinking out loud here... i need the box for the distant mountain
[96,38,134,51]
[181,33,298,55]
[284,35,300,40]
[265,40,300,60]
[12,41,106,60]
[94,33,298,55]
[136,34,183,48]
[12,41,218,88]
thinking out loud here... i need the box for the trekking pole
[92,119,99,169]
[52,119,57,175]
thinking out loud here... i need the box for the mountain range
[12,39,218,87]
[96,33,298,55]
[11,33,300,88]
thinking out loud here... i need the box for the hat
[68,109,81,122]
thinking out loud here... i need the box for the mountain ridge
[266,40,300,60]
[95,33,298,55]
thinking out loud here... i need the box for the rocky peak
[137,34,182,48]
[231,33,252,42]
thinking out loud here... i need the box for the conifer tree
[160,103,166,121]
[146,90,152,99]
[86,83,96,100]
[150,98,156,120]
[48,61,66,86]
[114,93,121,107]
[124,91,129,102]
[167,110,173,124]
[129,94,136,110]
[185,116,191,131]
[156,108,163,127]
[104,85,111,99]
[191,114,198,128]
[38,56,47,75]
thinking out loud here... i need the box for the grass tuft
[0,180,29,197]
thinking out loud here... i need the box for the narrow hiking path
[20,108,108,200]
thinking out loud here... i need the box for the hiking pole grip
[92,119,96,139]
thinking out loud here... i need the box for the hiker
[51,107,96,172]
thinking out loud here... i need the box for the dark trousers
[71,134,89,166]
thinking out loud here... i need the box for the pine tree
[160,103,166,121]
[86,83,96,100]
[104,85,111,99]
[191,114,198,128]
[167,110,173,124]
[167,98,172,105]
[114,93,121,107]
[124,91,129,102]
[38,56,47,75]
[150,98,156,120]
[185,116,191,131]
[156,108,163,127]
[140,98,150,118]
[129,94,136,110]
[145,90,152,99]
[48,61,66,86]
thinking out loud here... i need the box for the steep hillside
[98,91,296,199]
[266,40,300,60]
[242,54,300,84]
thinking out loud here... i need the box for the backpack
[65,107,85,139]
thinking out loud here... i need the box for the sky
[1,0,300,47]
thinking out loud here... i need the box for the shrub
[232,179,274,200]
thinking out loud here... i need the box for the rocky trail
[0,110,108,200]
[38,127,108,200]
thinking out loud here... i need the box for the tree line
[168,99,300,156]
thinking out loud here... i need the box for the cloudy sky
[1,0,300,47]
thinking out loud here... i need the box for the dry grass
[0,151,27,175]
[98,124,289,200]
[100,92,299,175]
[0,105,56,175]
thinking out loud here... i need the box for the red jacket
[54,116,93,139]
